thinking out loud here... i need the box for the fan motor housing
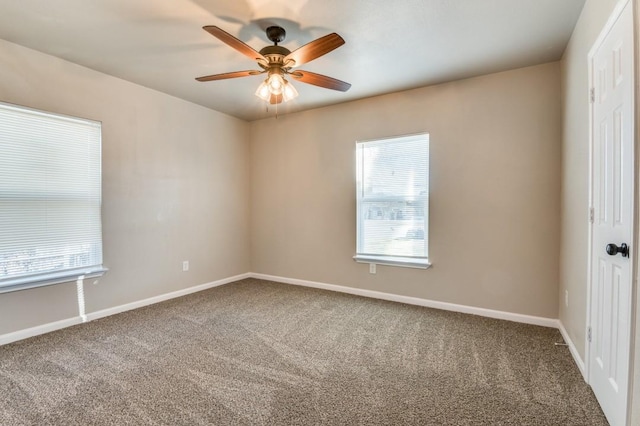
[259,45,290,58]
[259,45,291,66]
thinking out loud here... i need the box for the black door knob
[606,243,629,258]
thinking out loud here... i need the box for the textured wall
[250,62,562,319]
[0,39,250,334]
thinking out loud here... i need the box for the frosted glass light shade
[282,81,298,101]
[255,81,271,101]
[267,73,285,95]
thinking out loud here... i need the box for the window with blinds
[354,133,430,268]
[0,102,106,293]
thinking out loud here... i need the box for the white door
[588,2,634,426]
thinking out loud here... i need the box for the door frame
[586,0,636,424]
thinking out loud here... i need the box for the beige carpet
[0,278,607,425]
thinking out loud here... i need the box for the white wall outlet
[565,290,569,307]
[182,260,189,272]
[369,263,376,274]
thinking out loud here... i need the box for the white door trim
[586,1,635,425]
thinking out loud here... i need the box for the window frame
[0,101,107,293]
[353,133,431,269]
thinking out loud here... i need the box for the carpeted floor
[0,278,607,425]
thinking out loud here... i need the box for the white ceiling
[0,0,585,121]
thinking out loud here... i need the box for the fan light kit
[196,25,351,105]
[255,69,298,103]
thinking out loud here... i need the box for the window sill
[353,255,431,269]
[0,267,108,294]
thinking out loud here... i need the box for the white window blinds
[355,133,430,268]
[0,102,106,292]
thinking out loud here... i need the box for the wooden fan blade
[196,70,262,82]
[270,93,283,104]
[290,70,351,92]
[203,26,267,63]
[283,33,345,67]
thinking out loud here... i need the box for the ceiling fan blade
[283,33,345,67]
[203,26,267,64]
[290,70,351,92]
[270,93,283,105]
[196,70,262,82]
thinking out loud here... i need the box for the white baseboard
[0,316,83,346]
[0,273,251,346]
[86,273,251,322]
[0,272,564,351]
[558,320,587,381]
[250,273,558,328]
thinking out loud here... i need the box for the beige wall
[0,37,564,335]
[559,0,621,362]
[0,39,251,335]
[250,62,562,319]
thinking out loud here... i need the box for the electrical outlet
[182,261,189,272]
[565,290,569,307]
[369,263,376,274]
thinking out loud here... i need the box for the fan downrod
[266,26,286,45]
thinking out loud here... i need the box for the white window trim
[353,254,431,269]
[355,133,430,269]
[0,267,108,294]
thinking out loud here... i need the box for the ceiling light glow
[255,71,298,104]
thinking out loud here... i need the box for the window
[355,133,430,268]
[0,102,106,293]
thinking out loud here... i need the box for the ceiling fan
[196,25,351,105]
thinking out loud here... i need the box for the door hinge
[588,326,592,343]
[589,207,594,223]
[590,88,595,103]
